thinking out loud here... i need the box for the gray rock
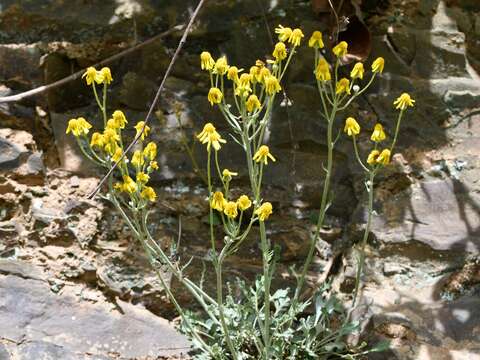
[0,344,9,360]
[0,138,21,171]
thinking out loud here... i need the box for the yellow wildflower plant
[82,66,103,85]
[200,51,215,71]
[111,147,123,163]
[308,31,324,48]
[122,175,137,194]
[255,202,273,222]
[288,28,304,47]
[235,73,253,97]
[112,110,128,129]
[222,169,238,182]
[100,67,113,84]
[344,117,361,136]
[332,41,348,57]
[208,87,223,106]
[66,117,92,137]
[246,95,261,113]
[249,66,261,83]
[336,78,351,95]
[227,66,241,81]
[350,62,364,80]
[264,76,282,96]
[214,56,229,75]
[371,123,386,142]
[136,172,150,184]
[371,57,385,73]
[367,150,380,165]
[224,201,238,219]
[197,123,226,151]
[253,145,276,165]
[376,149,391,165]
[90,132,104,148]
[393,93,415,110]
[315,58,331,82]
[275,25,292,42]
[272,42,287,62]
[259,67,271,83]
[134,121,150,140]
[131,150,145,168]
[211,191,227,211]
[237,195,252,211]
[143,142,157,160]
[141,186,157,202]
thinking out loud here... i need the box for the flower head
[350,62,364,80]
[235,73,252,97]
[222,169,238,182]
[90,132,104,148]
[393,93,415,110]
[273,42,287,62]
[208,87,223,106]
[200,51,215,71]
[237,195,252,211]
[344,117,360,136]
[136,171,150,183]
[143,142,157,160]
[315,58,331,82]
[371,123,386,142]
[336,78,351,95]
[264,76,282,96]
[224,201,238,219]
[275,25,292,42]
[131,150,145,168]
[259,67,271,83]
[332,41,348,57]
[112,110,128,129]
[367,150,380,165]
[253,145,276,165]
[149,161,159,170]
[82,67,103,85]
[371,57,385,73]
[227,66,241,81]
[100,67,113,84]
[211,191,226,211]
[246,94,261,113]
[255,202,273,221]
[308,31,324,48]
[111,147,123,162]
[134,121,150,140]
[214,56,229,75]
[197,123,226,151]
[249,65,261,83]
[141,186,157,202]
[122,175,137,194]
[66,117,92,137]
[288,28,304,47]
[376,149,391,165]
[103,128,120,153]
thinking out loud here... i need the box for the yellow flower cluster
[66,117,92,137]
[210,192,253,219]
[82,66,113,86]
[197,123,226,151]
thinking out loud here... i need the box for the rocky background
[0,0,479,359]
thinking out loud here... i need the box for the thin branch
[0,25,184,104]
[87,0,207,199]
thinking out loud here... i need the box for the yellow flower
[235,73,252,97]
[111,110,127,129]
[259,67,271,83]
[136,171,150,183]
[200,51,215,71]
[344,117,360,136]
[222,169,238,182]
[114,182,123,191]
[66,117,92,137]
[143,142,157,160]
[223,201,238,219]
[371,123,386,142]
[111,147,123,162]
[149,161,159,170]
[272,42,287,62]
[134,121,150,140]
[246,95,261,113]
[82,67,103,85]
[106,118,117,130]
[288,28,304,47]
[393,93,415,110]
[249,65,261,83]
[308,31,324,48]
[371,57,385,73]
[264,76,282,96]
[376,149,391,165]
[211,191,226,211]
[315,58,331,82]
[103,128,120,153]
[336,78,351,95]
[367,150,380,165]
[255,202,273,222]
[100,67,113,84]
[208,87,223,106]
[237,195,252,211]
[253,145,276,165]
[350,62,364,80]
[90,132,104,148]
[214,56,229,75]
[131,150,145,168]
[227,66,241,81]
[122,175,137,194]
[141,186,157,202]
[332,41,348,57]
[275,25,292,42]
[197,123,226,151]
